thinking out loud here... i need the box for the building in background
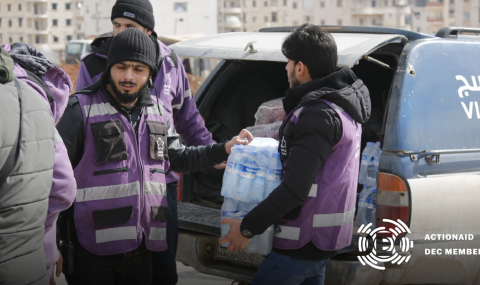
[0,0,84,60]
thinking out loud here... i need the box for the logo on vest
[157,138,165,157]
[164,74,171,95]
[357,219,413,270]
[280,138,287,156]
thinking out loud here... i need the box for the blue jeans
[251,251,329,285]
[151,182,178,285]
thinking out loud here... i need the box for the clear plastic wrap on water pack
[220,138,281,256]
[254,98,286,125]
[246,121,282,141]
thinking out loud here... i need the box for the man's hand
[214,161,227,170]
[225,129,253,154]
[218,218,252,252]
[49,250,63,285]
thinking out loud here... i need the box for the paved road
[53,262,234,285]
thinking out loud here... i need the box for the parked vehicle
[66,40,92,64]
[170,26,480,285]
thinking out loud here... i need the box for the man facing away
[57,28,251,285]
[74,1,217,284]
[0,45,76,285]
[220,24,371,285]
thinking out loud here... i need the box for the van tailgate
[178,202,221,236]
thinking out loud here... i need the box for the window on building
[35,35,41,44]
[0,18,2,27]
[305,15,310,21]
[18,4,21,11]
[372,0,376,6]
[384,0,388,6]
[264,1,268,7]
[253,0,256,7]
[272,12,278,22]
[67,35,72,41]
[293,20,299,25]
[464,0,469,2]
[405,15,412,24]
[372,18,376,25]
[449,0,453,3]
[66,19,72,26]
[8,20,12,27]
[53,36,59,42]
[230,2,235,7]
[321,20,325,24]
[337,19,342,25]
[272,0,278,6]
[253,16,256,22]
[65,3,71,10]
[18,18,22,27]
[320,1,325,7]
[264,16,268,22]
[52,3,57,10]
[95,3,101,12]
[174,3,187,11]
[53,19,58,26]
[359,18,364,25]
[464,12,469,21]
[243,13,247,22]
[337,0,342,6]
[283,15,288,22]
[19,36,23,42]
[416,27,421,32]
[293,2,297,8]
[9,37,13,43]
[358,0,363,7]
[393,0,396,5]
[8,4,11,11]
[284,0,288,5]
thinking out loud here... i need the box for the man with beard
[56,28,252,285]
[74,1,218,283]
[220,24,371,285]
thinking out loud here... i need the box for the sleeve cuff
[211,143,228,163]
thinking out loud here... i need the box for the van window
[67,43,83,55]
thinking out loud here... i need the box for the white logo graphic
[456,75,480,119]
[164,74,171,95]
[357,219,413,270]
[280,138,287,156]
[157,138,164,157]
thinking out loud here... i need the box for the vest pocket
[146,121,168,161]
[92,206,133,226]
[93,167,130,176]
[150,168,165,174]
[91,120,128,163]
[151,206,169,222]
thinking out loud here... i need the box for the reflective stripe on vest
[308,184,317,197]
[76,181,140,202]
[83,102,118,118]
[146,104,165,116]
[144,181,167,196]
[149,227,167,241]
[96,226,137,243]
[274,203,356,241]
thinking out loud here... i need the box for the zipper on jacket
[150,168,165,174]
[93,167,130,176]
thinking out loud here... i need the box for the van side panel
[380,39,480,284]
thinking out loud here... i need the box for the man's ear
[146,29,153,36]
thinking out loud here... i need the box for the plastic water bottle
[356,186,377,227]
[237,150,258,202]
[220,198,238,247]
[359,142,374,185]
[265,153,282,199]
[367,142,381,184]
[255,225,274,256]
[221,149,238,199]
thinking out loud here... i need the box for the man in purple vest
[73,1,219,284]
[220,24,371,284]
[57,28,251,285]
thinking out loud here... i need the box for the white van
[66,40,92,64]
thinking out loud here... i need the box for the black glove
[9,43,54,76]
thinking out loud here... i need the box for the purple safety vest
[74,89,170,255]
[274,99,361,251]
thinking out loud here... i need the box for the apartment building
[82,0,217,39]
[0,0,83,54]
[412,0,480,34]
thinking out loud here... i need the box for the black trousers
[66,242,152,285]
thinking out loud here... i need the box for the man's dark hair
[282,24,338,79]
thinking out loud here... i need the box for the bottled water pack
[356,186,377,227]
[359,142,381,187]
[220,138,281,256]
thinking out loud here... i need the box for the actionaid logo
[357,219,413,270]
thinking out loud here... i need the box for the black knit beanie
[107,28,158,82]
[111,0,155,31]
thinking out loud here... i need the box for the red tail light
[376,172,410,238]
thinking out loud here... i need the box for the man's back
[0,77,56,285]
